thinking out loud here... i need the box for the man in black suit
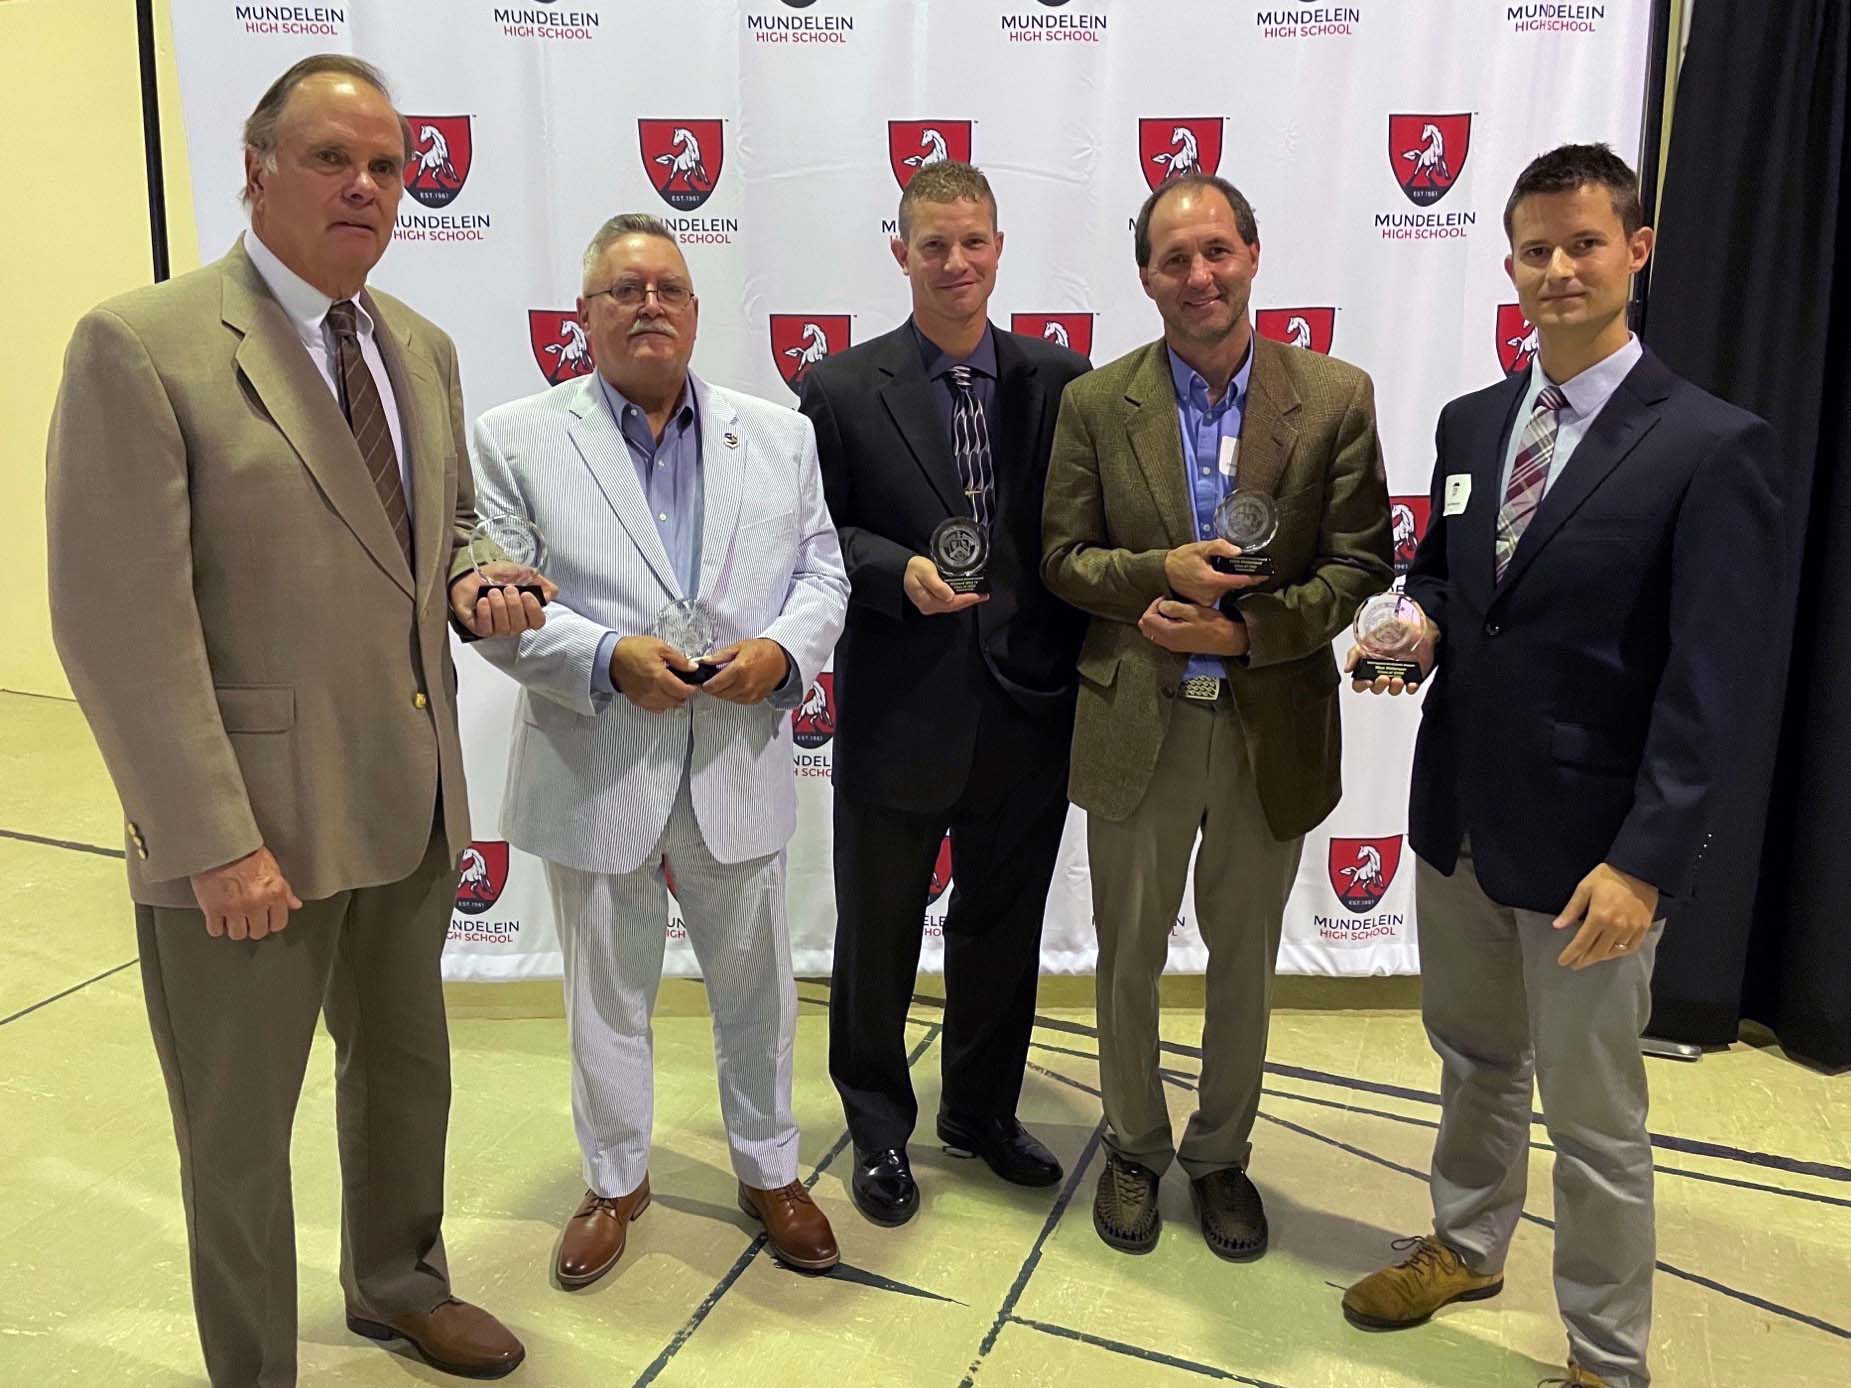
[799,161,1090,1225]
[1339,145,1780,1388]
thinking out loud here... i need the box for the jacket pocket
[1076,647,1121,689]
[1550,721,1637,774]
[214,684,294,733]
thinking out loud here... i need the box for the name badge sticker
[1218,436,1239,479]
[1443,474,1472,515]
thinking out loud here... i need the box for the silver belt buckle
[1180,675,1222,703]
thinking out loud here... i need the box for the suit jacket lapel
[1237,335,1300,499]
[1497,358,1666,594]
[1120,340,1199,551]
[1466,376,1529,600]
[989,327,1038,524]
[565,376,681,599]
[694,379,744,601]
[364,292,445,603]
[222,246,416,599]
[877,328,966,517]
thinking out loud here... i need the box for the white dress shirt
[1498,333,1644,502]
[242,229,413,518]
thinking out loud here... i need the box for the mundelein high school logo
[770,315,850,395]
[1390,496,1431,577]
[1389,114,1469,207]
[1011,313,1094,360]
[888,121,973,189]
[1138,118,1224,190]
[1328,836,1403,914]
[455,841,511,914]
[927,831,954,905]
[1256,307,1335,355]
[529,310,594,385]
[402,116,472,209]
[792,673,837,749]
[640,120,724,211]
[1497,303,1539,375]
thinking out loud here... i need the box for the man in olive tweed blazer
[1042,174,1391,1261]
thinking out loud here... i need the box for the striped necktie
[326,300,413,568]
[947,363,995,529]
[1494,384,1568,581]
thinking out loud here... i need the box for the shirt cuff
[767,645,803,710]
[591,630,620,697]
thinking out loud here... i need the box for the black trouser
[828,698,1071,1155]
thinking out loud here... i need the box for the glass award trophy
[652,598,721,685]
[930,515,990,596]
[1210,490,1278,576]
[467,514,549,603]
[1351,591,1427,685]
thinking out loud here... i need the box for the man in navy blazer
[1339,146,1780,1388]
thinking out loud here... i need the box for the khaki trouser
[1086,692,1303,1178]
[136,830,458,1388]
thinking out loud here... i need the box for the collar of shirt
[1531,332,1643,420]
[1167,334,1254,418]
[912,319,999,381]
[597,370,699,461]
[242,227,378,351]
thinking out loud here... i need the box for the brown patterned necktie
[325,299,413,567]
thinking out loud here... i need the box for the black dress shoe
[936,1111,1064,1188]
[850,1147,919,1227]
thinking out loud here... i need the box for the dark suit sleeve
[799,370,916,622]
[1606,416,1783,894]
[47,309,263,881]
[1236,370,1395,666]
[1402,404,1453,652]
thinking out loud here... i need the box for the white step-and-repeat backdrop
[169,0,1652,981]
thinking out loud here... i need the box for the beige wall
[3,0,197,699]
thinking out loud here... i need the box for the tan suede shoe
[1538,1364,1613,1387]
[738,1180,840,1271]
[1341,1234,1504,1329]
[346,1297,525,1379]
[557,1176,652,1288]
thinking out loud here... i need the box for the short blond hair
[897,161,998,241]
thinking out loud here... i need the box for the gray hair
[240,53,404,205]
[581,214,683,290]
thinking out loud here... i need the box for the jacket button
[413,691,429,710]
[1484,621,1502,637]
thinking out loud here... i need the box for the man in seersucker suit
[468,213,849,1287]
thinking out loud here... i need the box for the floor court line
[631,1020,945,1388]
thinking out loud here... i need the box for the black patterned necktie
[325,300,413,567]
[947,363,995,529]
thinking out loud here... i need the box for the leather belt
[1179,675,1224,703]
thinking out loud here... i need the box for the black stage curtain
[1643,0,1850,1070]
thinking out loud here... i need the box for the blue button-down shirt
[1169,339,1254,681]
[592,374,702,697]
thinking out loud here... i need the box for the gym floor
[2,688,1845,1387]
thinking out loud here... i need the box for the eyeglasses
[587,280,694,310]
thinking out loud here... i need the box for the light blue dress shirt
[1169,339,1255,682]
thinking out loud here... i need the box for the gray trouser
[1418,843,1661,1388]
[1087,693,1303,1178]
[545,775,799,1198]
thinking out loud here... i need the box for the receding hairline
[580,225,692,294]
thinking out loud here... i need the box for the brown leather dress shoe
[346,1297,525,1380]
[557,1176,652,1288]
[738,1180,840,1271]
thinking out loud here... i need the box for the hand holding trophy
[1350,591,1430,691]
[930,514,990,596]
[1210,489,1279,576]
[468,514,551,604]
[652,597,722,685]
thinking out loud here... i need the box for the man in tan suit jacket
[1043,174,1391,1264]
[45,56,541,1387]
